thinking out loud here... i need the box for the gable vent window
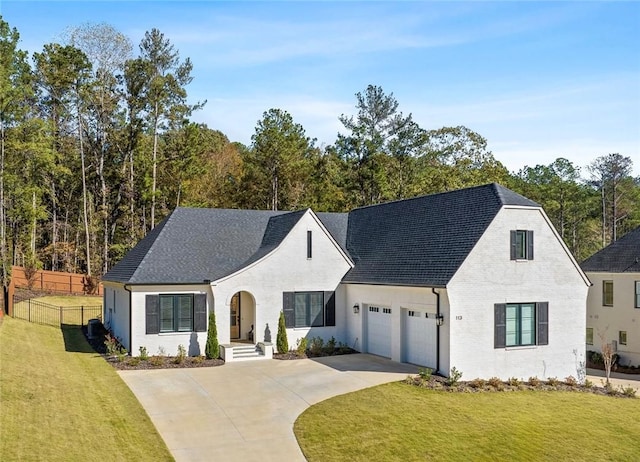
[383,308,392,314]
[494,302,548,348]
[307,230,312,259]
[510,230,534,260]
[635,281,640,309]
[369,306,380,313]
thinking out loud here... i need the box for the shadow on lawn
[61,324,99,354]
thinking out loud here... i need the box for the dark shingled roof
[104,208,287,284]
[581,226,640,273]
[342,183,539,287]
[104,183,539,287]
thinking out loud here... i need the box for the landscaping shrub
[296,337,308,356]
[276,311,288,354]
[621,386,637,398]
[469,378,486,389]
[418,367,433,381]
[584,379,594,388]
[565,376,578,387]
[174,344,186,364]
[508,377,520,387]
[447,367,463,386]
[528,376,541,386]
[547,377,560,386]
[309,336,324,356]
[127,357,141,366]
[138,346,148,360]
[488,377,504,390]
[205,311,219,359]
[324,336,337,355]
[149,356,163,366]
[191,355,205,364]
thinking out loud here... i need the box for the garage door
[366,305,392,358]
[403,309,437,368]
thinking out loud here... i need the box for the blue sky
[3,1,639,176]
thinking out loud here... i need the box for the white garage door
[366,305,392,358]
[403,309,437,368]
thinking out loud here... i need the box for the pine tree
[205,311,219,359]
[276,310,288,354]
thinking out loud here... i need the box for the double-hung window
[160,294,193,332]
[586,327,594,345]
[603,281,613,306]
[495,302,548,348]
[510,230,534,260]
[145,293,207,334]
[283,291,336,328]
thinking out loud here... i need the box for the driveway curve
[119,354,417,462]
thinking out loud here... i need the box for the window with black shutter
[510,230,534,260]
[193,294,207,332]
[282,291,336,328]
[146,294,160,334]
[495,301,549,348]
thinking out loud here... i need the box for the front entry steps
[220,342,273,362]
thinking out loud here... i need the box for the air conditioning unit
[87,318,101,339]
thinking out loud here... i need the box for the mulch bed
[405,374,637,398]
[82,323,224,370]
[587,360,640,375]
[273,347,358,361]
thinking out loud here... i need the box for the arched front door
[230,291,255,342]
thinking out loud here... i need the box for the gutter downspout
[124,284,132,355]
[432,287,441,375]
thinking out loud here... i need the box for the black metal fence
[12,297,102,327]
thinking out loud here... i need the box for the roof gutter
[432,287,441,375]
[124,284,132,355]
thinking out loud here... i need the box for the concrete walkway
[119,354,417,462]
[586,368,640,391]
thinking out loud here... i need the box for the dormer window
[510,230,533,260]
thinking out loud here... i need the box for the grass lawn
[0,316,173,461]
[295,381,640,462]
[32,294,103,307]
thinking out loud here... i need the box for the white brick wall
[447,206,589,380]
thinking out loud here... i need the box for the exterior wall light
[436,313,444,326]
[353,303,360,314]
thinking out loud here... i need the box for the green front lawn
[295,381,640,461]
[0,317,172,461]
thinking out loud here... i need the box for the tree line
[1,17,638,290]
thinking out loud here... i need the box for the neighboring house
[103,183,590,379]
[582,226,640,366]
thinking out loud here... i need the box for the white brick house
[103,183,590,379]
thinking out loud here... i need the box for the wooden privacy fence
[12,297,102,327]
[11,266,103,295]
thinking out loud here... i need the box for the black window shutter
[537,301,549,345]
[283,292,295,328]
[324,291,335,327]
[145,294,159,334]
[193,294,207,332]
[510,230,517,260]
[494,303,506,348]
[527,230,534,260]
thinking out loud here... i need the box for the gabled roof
[104,208,287,284]
[342,183,538,287]
[581,226,640,273]
[104,183,541,287]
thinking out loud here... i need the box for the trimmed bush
[205,311,219,359]
[276,311,288,354]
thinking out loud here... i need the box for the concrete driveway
[119,354,417,462]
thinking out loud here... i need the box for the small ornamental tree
[277,310,288,354]
[205,311,219,359]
